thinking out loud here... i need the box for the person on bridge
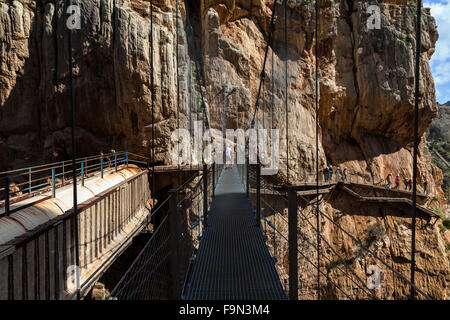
[323,167,329,182]
[394,175,400,189]
[424,180,429,195]
[386,173,392,189]
[328,166,333,182]
[225,144,233,169]
[404,178,409,190]
[343,167,348,182]
[335,167,341,181]
[408,178,413,191]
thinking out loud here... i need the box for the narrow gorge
[0,0,448,299]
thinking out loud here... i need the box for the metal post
[4,176,10,216]
[203,164,208,228]
[100,156,104,178]
[28,168,31,194]
[52,168,56,198]
[62,162,65,184]
[114,153,117,172]
[222,86,228,138]
[288,187,298,300]
[212,163,215,197]
[168,189,180,299]
[126,152,129,168]
[246,155,249,198]
[256,163,261,227]
[81,162,84,186]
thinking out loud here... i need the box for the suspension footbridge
[0,0,441,301]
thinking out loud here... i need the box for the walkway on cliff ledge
[184,166,286,300]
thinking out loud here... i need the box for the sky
[424,0,450,104]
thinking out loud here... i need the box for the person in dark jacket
[408,178,413,191]
[394,175,400,189]
[343,167,348,182]
[324,167,329,182]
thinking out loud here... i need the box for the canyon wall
[0,1,444,194]
[0,0,194,170]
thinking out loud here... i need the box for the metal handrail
[0,151,143,215]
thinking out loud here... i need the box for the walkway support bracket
[168,189,181,299]
[203,164,208,228]
[288,187,298,300]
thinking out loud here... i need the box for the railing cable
[150,0,156,200]
[250,0,278,129]
[314,0,320,300]
[410,0,422,300]
[67,0,80,300]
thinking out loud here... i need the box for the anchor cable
[410,0,422,300]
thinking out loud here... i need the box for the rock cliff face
[0,0,193,169]
[0,0,443,189]
[0,0,448,298]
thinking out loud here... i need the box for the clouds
[424,0,450,103]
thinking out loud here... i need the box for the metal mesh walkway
[184,166,286,300]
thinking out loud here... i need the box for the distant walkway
[184,166,286,300]
[340,185,439,220]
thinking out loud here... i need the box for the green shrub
[443,219,450,230]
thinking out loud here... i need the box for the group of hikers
[323,166,429,195]
[222,146,430,196]
[323,166,348,182]
[385,173,429,194]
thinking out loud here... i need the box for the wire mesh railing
[107,164,222,300]
[0,151,149,216]
[237,161,433,300]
